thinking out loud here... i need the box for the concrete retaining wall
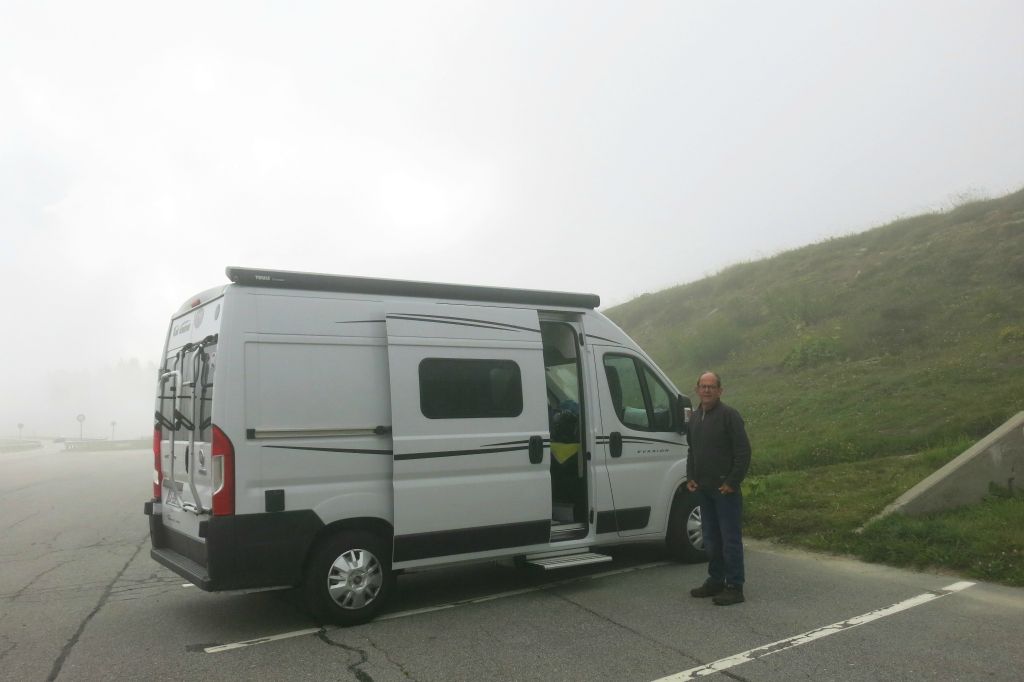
[871,411,1024,520]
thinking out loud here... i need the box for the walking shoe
[712,585,745,606]
[689,581,725,598]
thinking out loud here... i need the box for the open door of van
[385,303,552,564]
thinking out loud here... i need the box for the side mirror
[676,394,692,435]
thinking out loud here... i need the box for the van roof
[226,267,601,309]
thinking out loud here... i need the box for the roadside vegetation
[607,188,1024,585]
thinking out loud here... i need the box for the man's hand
[686,480,698,492]
[718,483,735,494]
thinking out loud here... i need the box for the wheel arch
[666,485,707,563]
[303,516,395,576]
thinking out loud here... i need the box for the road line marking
[206,560,672,653]
[653,581,975,681]
[589,561,670,580]
[181,583,194,588]
[377,603,457,620]
[205,628,322,653]
[468,586,544,603]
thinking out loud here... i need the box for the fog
[2,1,1022,438]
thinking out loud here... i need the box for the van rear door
[385,303,551,564]
[156,300,221,535]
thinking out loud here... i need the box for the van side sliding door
[385,303,552,566]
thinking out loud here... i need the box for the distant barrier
[0,440,43,454]
[64,439,151,451]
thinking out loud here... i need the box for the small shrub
[783,336,841,369]
[999,325,1024,343]
[745,476,768,497]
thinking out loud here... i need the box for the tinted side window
[603,354,676,432]
[419,358,523,419]
[603,355,649,429]
[643,365,673,431]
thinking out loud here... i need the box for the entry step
[524,552,613,570]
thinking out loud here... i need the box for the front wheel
[666,491,707,563]
[303,530,395,626]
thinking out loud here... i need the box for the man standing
[686,371,751,606]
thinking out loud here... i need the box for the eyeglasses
[697,384,719,391]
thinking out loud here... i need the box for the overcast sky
[2,1,1023,437]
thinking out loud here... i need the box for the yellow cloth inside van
[550,442,579,465]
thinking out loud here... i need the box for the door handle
[610,432,623,458]
[528,435,544,464]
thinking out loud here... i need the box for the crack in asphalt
[4,510,41,531]
[548,590,752,682]
[0,538,144,565]
[46,534,148,682]
[316,629,375,682]
[8,559,74,600]
[365,633,418,681]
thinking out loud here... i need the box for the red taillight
[152,427,162,499]
[211,424,235,516]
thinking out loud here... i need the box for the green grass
[855,496,1024,585]
[743,442,1024,585]
[606,188,1024,585]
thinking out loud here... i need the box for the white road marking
[181,583,194,588]
[653,581,976,681]
[588,561,669,580]
[377,603,457,620]
[206,560,670,653]
[205,628,323,653]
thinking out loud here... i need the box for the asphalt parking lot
[3,444,1022,681]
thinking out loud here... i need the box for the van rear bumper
[144,500,323,591]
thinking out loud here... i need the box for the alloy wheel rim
[686,506,704,550]
[327,548,384,610]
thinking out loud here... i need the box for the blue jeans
[697,487,745,587]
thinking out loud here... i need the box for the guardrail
[64,439,151,451]
[0,441,43,454]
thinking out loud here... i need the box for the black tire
[666,490,708,563]
[303,530,395,626]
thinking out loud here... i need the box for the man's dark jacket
[686,401,751,490]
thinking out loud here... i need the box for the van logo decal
[387,314,540,335]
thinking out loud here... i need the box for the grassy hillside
[608,189,1024,475]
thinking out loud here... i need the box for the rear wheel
[303,530,394,626]
[666,491,707,563]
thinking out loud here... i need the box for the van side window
[603,355,650,429]
[419,358,523,419]
[643,365,672,431]
[603,354,675,432]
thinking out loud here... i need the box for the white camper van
[145,267,704,625]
